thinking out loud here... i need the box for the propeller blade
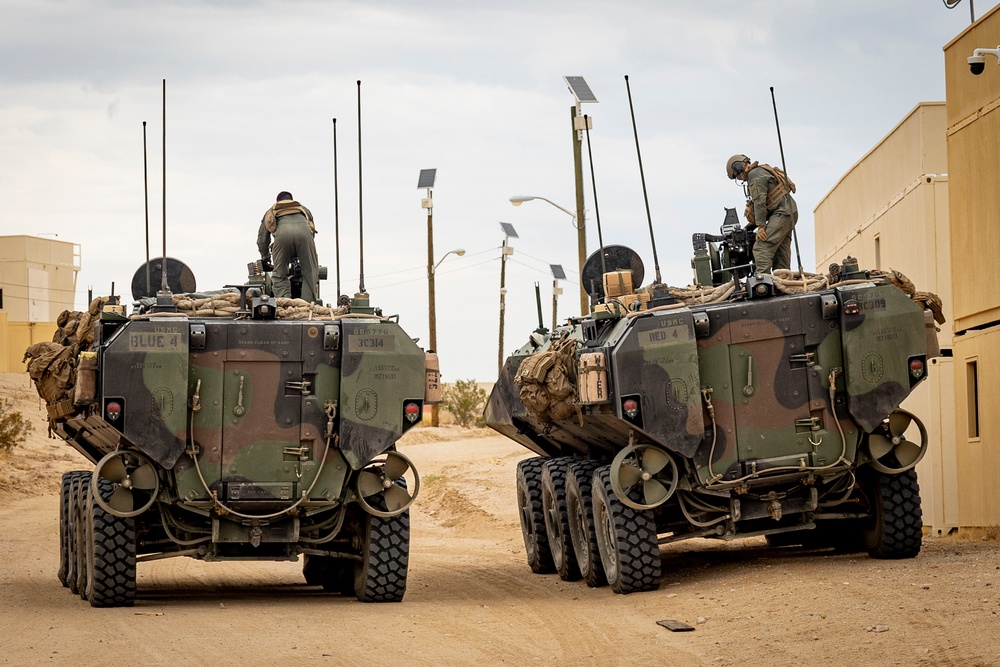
[384,485,412,512]
[101,456,128,484]
[130,463,158,490]
[357,471,384,498]
[868,434,893,461]
[384,453,409,482]
[617,462,643,489]
[643,479,668,507]
[888,411,911,437]
[895,440,923,468]
[640,447,669,476]
[108,486,134,513]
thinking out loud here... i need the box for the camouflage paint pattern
[56,311,424,531]
[485,279,928,488]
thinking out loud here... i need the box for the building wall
[0,236,80,323]
[0,312,57,373]
[814,102,958,533]
[0,236,79,373]
[944,4,1000,529]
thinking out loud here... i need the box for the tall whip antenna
[143,120,150,296]
[624,75,661,285]
[160,78,168,293]
[356,81,366,294]
[583,115,607,276]
[332,117,341,299]
[769,86,804,275]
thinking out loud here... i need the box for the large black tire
[74,476,91,599]
[354,508,410,603]
[864,467,923,559]
[58,471,88,587]
[515,458,554,574]
[592,466,660,594]
[66,475,83,595]
[541,458,581,581]
[86,478,137,607]
[565,460,606,588]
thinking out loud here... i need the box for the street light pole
[418,168,438,423]
[497,223,519,374]
[427,247,464,426]
[570,106,588,315]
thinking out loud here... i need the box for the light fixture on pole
[509,194,582,314]
[563,75,597,316]
[498,222,519,374]
[550,264,566,331]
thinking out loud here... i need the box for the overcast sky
[0,0,989,381]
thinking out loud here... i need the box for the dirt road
[1,374,998,666]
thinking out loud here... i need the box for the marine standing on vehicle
[726,153,798,273]
[257,190,321,303]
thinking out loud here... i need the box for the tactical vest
[263,200,317,235]
[743,163,796,226]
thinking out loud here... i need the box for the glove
[755,225,768,242]
[260,255,274,272]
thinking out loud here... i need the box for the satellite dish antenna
[581,245,644,303]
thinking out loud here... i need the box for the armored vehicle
[25,272,430,607]
[485,221,942,594]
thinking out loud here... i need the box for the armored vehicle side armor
[486,232,942,594]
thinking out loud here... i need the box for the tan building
[0,236,81,372]
[815,2,1000,532]
[814,103,957,535]
[943,6,1000,530]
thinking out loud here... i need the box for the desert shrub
[0,399,33,454]
[442,379,487,428]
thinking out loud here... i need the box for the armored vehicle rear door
[699,296,845,478]
[179,321,333,503]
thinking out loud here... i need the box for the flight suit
[257,201,320,303]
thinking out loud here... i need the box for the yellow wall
[0,312,57,373]
[944,6,1000,333]
[942,3,1000,528]
[0,235,80,323]
[814,102,958,533]
[953,328,1000,527]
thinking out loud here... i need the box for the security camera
[968,46,1000,75]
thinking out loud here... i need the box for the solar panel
[417,168,437,189]
[550,264,567,280]
[499,222,519,238]
[563,76,598,104]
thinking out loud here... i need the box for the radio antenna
[583,115,607,276]
[160,78,169,293]
[332,117,342,299]
[769,86,804,275]
[624,75,662,285]
[142,120,151,296]
[356,80,366,294]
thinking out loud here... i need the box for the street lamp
[509,194,587,315]
[433,248,465,275]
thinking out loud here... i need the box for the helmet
[726,154,749,180]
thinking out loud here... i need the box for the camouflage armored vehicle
[485,222,943,594]
[24,272,430,607]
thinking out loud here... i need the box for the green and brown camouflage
[486,244,941,595]
[25,284,429,606]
